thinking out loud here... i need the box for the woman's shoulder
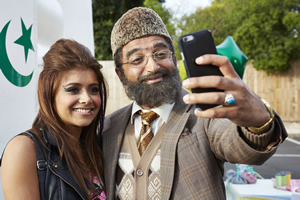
[1,134,40,198]
[2,134,37,163]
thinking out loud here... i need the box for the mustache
[137,68,170,83]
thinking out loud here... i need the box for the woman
[1,39,107,199]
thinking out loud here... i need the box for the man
[103,7,287,199]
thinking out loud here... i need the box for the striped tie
[137,111,159,156]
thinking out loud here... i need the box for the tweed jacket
[102,91,287,200]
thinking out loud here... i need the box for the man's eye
[130,56,144,65]
[155,51,168,58]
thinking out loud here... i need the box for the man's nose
[144,56,159,73]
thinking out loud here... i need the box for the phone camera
[183,35,194,42]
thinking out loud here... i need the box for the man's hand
[182,54,271,128]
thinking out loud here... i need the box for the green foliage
[230,0,300,74]
[175,0,300,74]
[175,1,230,59]
[92,0,144,60]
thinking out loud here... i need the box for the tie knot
[138,111,159,125]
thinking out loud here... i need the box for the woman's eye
[90,87,100,94]
[64,87,79,93]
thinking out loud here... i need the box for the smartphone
[178,29,223,110]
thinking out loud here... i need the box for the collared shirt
[130,101,175,141]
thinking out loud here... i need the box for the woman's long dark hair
[31,39,107,198]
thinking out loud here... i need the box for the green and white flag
[0,0,38,155]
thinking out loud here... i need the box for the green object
[275,173,283,187]
[216,36,248,79]
[281,171,287,186]
[0,19,34,87]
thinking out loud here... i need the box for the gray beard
[120,68,182,108]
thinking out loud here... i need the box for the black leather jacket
[24,131,86,200]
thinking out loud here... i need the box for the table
[226,179,300,200]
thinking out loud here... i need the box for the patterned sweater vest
[115,122,166,200]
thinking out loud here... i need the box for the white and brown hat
[111,7,173,56]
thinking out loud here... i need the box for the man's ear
[115,67,122,79]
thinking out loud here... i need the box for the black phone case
[178,29,223,110]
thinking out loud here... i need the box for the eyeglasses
[122,49,173,68]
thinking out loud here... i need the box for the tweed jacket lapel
[103,104,132,200]
[160,91,192,199]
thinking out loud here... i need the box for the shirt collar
[131,101,175,124]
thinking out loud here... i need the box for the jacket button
[53,162,58,168]
[136,169,143,176]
